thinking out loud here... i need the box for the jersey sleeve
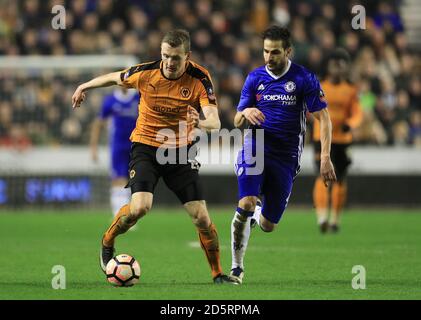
[237,74,256,112]
[119,65,142,89]
[98,96,113,119]
[345,87,363,128]
[198,71,217,107]
[303,72,327,113]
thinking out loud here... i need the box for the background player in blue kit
[90,87,138,216]
[229,26,337,284]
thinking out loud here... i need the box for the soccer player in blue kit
[229,26,337,284]
[90,87,139,216]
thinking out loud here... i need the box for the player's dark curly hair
[261,26,291,49]
[327,48,351,64]
[162,29,191,53]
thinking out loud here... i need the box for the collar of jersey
[265,59,291,80]
[160,60,190,81]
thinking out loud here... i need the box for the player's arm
[197,105,221,132]
[90,118,106,162]
[233,108,265,127]
[235,74,264,127]
[72,72,122,109]
[312,108,337,186]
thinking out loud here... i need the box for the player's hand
[72,85,87,109]
[242,108,265,126]
[187,105,200,127]
[320,155,337,187]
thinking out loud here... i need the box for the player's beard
[267,59,287,75]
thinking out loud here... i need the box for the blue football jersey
[99,89,139,149]
[237,60,327,162]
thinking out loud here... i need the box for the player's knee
[185,201,210,228]
[260,218,276,232]
[129,202,151,220]
[238,196,257,212]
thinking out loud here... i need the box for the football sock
[313,177,329,224]
[103,204,137,247]
[231,207,254,270]
[110,186,131,217]
[252,203,262,227]
[197,223,223,279]
[331,182,347,225]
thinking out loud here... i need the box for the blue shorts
[110,145,131,179]
[235,149,299,224]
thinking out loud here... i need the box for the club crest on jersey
[180,87,191,98]
[257,84,265,90]
[129,170,136,179]
[284,81,296,92]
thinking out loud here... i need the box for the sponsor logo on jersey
[129,170,136,179]
[263,94,296,101]
[262,94,297,105]
[152,105,182,113]
[257,84,265,90]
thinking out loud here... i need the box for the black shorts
[313,141,352,182]
[125,142,203,204]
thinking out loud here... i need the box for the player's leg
[330,181,347,231]
[183,198,230,283]
[100,192,153,271]
[329,144,351,232]
[230,195,258,283]
[312,141,330,233]
[230,156,264,284]
[109,148,131,217]
[259,158,296,232]
[100,143,160,272]
[103,192,153,246]
[164,160,236,284]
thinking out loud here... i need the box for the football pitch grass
[1,208,420,300]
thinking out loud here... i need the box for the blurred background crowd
[1,0,421,147]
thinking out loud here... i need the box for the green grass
[0,208,420,300]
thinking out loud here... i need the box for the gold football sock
[103,204,136,247]
[197,223,223,279]
[331,182,347,225]
[313,177,329,223]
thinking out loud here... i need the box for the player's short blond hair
[162,29,191,53]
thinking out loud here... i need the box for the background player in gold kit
[312,48,363,233]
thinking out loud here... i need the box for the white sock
[110,186,131,217]
[317,209,328,225]
[231,210,252,271]
[252,203,262,227]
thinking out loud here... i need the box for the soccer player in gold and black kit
[72,29,236,284]
[312,48,362,233]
